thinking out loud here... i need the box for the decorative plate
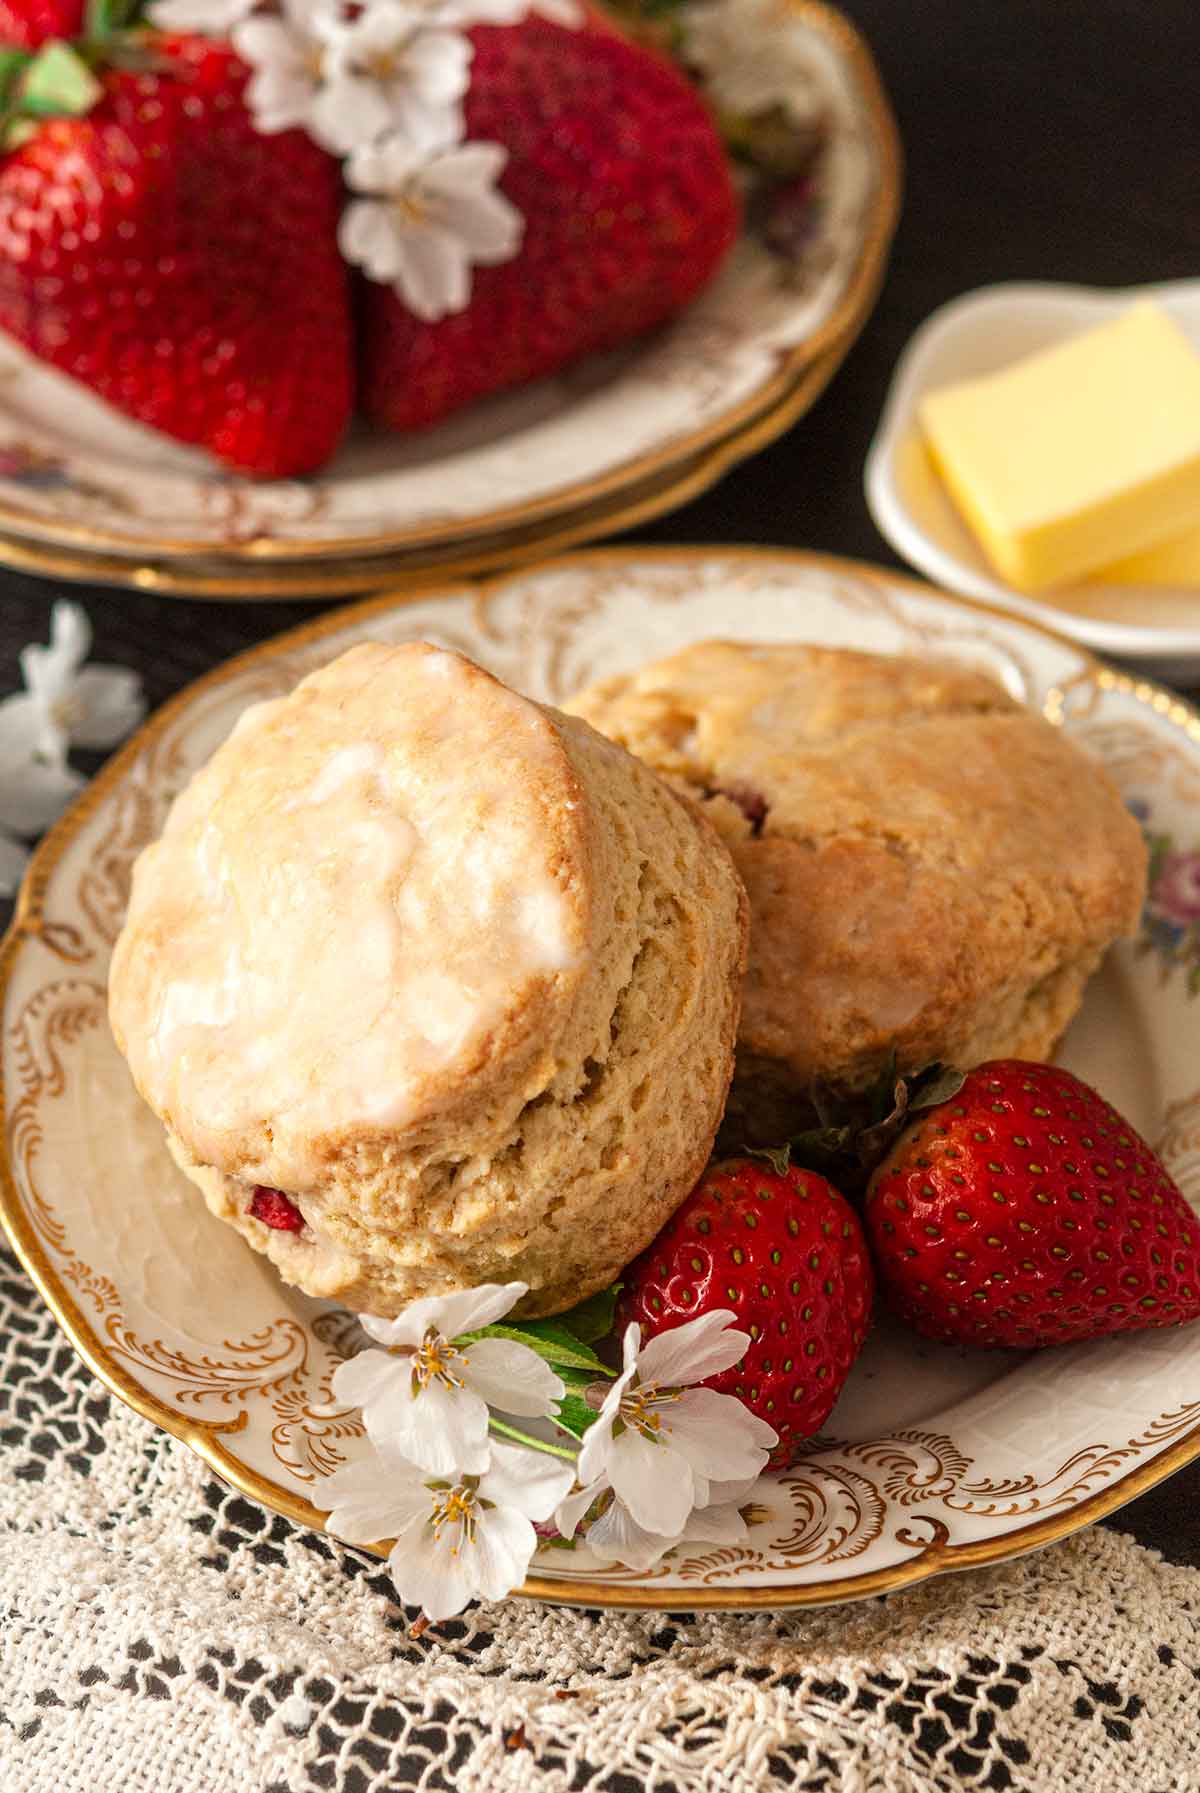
[5,547,1200,1613]
[0,1,899,583]
[865,278,1200,680]
[0,342,851,599]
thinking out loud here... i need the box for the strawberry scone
[108,642,747,1317]
[567,641,1146,1138]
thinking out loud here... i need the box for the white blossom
[0,602,146,896]
[311,8,471,156]
[331,1283,564,1477]
[558,1475,757,1572]
[324,1439,574,1618]
[434,0,581,20]
[148,0,259,31]
[341,136,521,319]
[525,0,581,21]
[233,0,344,137]
[347,0,582,30]
[680,0,824,121]
[574,1313,776,1538]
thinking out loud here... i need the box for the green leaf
[560,1284,620,1345]
[551,1393,599,1441]
[0,48,30,98]
[84,0,145,37]
[18,42,102,119]
[556,1361,605,1389]
[909,1063,966,1112]
[461,1318,614,1377]
[746,1141,792,1176]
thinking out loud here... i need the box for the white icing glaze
[111,644,583,1184]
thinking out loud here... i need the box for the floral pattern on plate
[1134,798,1200,997]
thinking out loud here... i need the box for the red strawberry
[0,0,82,49]
[0,35,353,475]
[361,16,739,432]
[250,1185,304,1233]
[620,1159,874,1467]
[865,1059,1200,1349]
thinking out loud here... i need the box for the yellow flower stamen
[429,1481,478,1552]
[410,1327,467,1393]
[618,1380,683,1442]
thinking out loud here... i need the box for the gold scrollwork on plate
[6,978,107,1261]
[271,1309,365,1484]
[10,549,1200,1611]
[104,1316,311,1410]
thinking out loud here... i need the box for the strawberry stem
[734,1060,966,1201]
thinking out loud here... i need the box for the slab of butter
[919,301,1200,591]
[1102,523,1200,586]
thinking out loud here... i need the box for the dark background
[1,0,1196,1561]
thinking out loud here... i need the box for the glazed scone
[566,641,1147,1137]
[109,642,747,1316]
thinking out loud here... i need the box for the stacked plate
[0,2,901,600]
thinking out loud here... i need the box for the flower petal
[357,1281,526,1351]
[346,135,427,193]
[0,692,59,770]
[619,1321,641,1374]
[395,226,469,321]
[394,1376,491,1475]
[23,600,89,694]
[480,1439,574,1522]
[333,0,414,58]
[554,1477,603,1540]
[309,72,395,154]
[583,1496,679,1572]
[464,1504,538,1604]
[334,1349,490,1474]
[574,1358,637,1489]
[636,1309,749,1388]
[321,1453,429,1544]
[389,1525,478,1619]
[330,1346,408,1411]
[462,1337,563,1418]
[403,28,473,103]
[232,15,304,70]
[702,1472,764,1507]
[663,1386,777,1482]
[440,0,527,23]
[150,0,255,26]
[243,63,318,133]
[387,88,464,154]
[426,138,508,197]
[339,199,403,282]
[67,666,146,749]
[676,1498,750,1548]
[609,1428,694,1535]
[445,184,522,262]
[0,756,85,835]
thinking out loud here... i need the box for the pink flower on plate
[1152,849,1200,927]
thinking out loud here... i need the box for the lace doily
[1,1246,1198,1792]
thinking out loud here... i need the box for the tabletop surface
[1,0,1197,1568]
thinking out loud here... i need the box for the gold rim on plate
[7,546,1197,1610]
[0,0,902,570]
[0,339,854,598]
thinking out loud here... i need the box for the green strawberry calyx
[0,0,153,150]
[745,1057,966,1196]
